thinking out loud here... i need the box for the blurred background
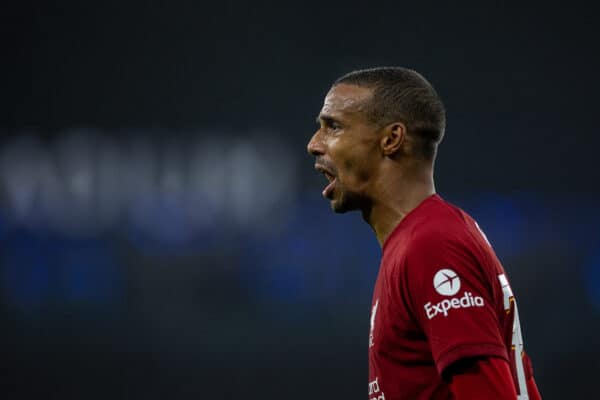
[1,1,598,399]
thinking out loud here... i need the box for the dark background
[1,1,598,399]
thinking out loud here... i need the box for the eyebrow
[315,114,339,125]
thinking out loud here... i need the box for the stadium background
[1,2,598,399]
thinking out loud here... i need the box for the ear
[380,122,406,156]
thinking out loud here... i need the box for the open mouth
[315,164,337,199]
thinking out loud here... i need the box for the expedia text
[424,291,484,319]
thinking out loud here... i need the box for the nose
[307,130,325,156]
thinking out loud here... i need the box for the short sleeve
[403,230,508,375]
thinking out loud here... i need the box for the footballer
[307,67,541,399]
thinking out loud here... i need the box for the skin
[307,83,437,247]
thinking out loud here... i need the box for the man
[307,67,541,399]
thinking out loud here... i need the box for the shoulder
[397,198,492,282]
[406,198,474,256]
[383,195,490,276]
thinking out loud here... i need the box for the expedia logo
[424,291,485,319]
[433,269,460,296]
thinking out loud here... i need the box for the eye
[329,121,342,132]
[317,117,342,134]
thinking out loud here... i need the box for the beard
[330,184,370,214]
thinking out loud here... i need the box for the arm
[526,375,542,400]
[446,356,542,399]
[403,231,542,399]
[445,357,517,399]
[524,353,543,400]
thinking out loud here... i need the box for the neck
[362,163,436,248]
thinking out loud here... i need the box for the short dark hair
[334,67,446,160]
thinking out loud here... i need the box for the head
[307,67,446,213]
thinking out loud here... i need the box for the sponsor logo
[368,377,385,400]
[433,269,461,296]
[424,291,484,319]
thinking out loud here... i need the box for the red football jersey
[368,194,536,399]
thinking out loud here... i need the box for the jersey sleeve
[446,357,518,399]
[402,229,508,375]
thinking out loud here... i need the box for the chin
[330,194,357,214]
[331,201,350,214]
[329,189,368,214]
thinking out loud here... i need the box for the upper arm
[403,231,508,374]
[445,356,518,399]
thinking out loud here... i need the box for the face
[307,84,382,213]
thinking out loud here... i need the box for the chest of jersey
[368,259,451,400]
[365,196,533,399]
